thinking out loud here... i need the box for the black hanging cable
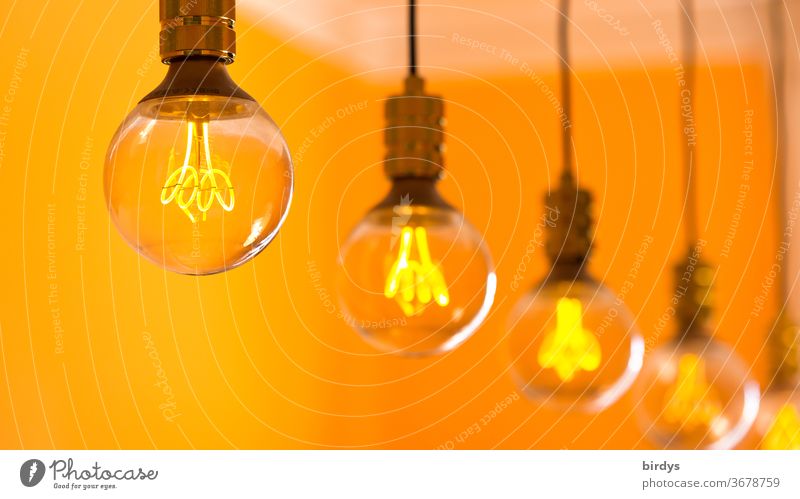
[409,0,417,76]
[558,0,574,182]
[680,0,699,244]
[771,0,788,300]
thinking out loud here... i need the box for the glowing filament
[762,404,800,450]
[161,121,235,223]
[663,354,722,430]
[384,226,449,316]
[538,298,601,382]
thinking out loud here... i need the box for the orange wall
[0,0,778,449]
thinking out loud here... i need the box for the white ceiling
[238,0,774,80]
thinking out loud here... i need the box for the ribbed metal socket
[159,0,236,63]
[673,246,715,339]
[770,311,800,387]
[384,75,445,179]
[544,178,593,271]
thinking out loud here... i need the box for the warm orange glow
[0,0,778,449]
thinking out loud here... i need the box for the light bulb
[104,1,292,275]
[337,75,495,357]
[507,175,643,412]
[338,179,496,357]
[633,335,760,449]
[507,277,644,412]
[750,314,800,449]
[752,390,800,449]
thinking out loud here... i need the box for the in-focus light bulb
[337,76,495,357]
[338,180,495,357]
[104,1,292,275]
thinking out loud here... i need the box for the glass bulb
[751,388,800,450]
[507,277,644,412]
[633,335,760,449]
[104,58,293,275]
[337,180,495,357]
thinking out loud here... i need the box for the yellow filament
[663,354,722,430]
[161,121,235,222]
[537,298,601,382]
[762,404,800,450]
[384,226,449,316]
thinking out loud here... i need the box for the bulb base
[384,75,445,180]
[769,311,800,387]
[673,244,715,340]
[139,57,253,102]
[373,177,452,211]
[159,0,236,63]
[544,176,593,270]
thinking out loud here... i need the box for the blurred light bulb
[748,315,800,449]
[759,398,800,450]
[104,1,292,275]
[634,335,760,449]
[508,277,644,412]
[338,180,495,357]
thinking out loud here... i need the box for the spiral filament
[161,121,235,223]
[762,404,800,450]
[384,226,449,317]
[663,354,722,430]
[538,298,601,382]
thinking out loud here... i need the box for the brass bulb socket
[769,311,800,387]
[159,0,236,63]
[673,247,715,339]
[384,75,446,179]
[544,178,593,269]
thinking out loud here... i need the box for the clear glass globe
[507,277,644,412]
[633,335,760,449]
[337,203,496,357]
[751,388,800,450]
[105,94,293,275]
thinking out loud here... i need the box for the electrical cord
[558,0,574,181]
[680,0,699,244]
[409,0,417,76]
[770,0,788,299]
